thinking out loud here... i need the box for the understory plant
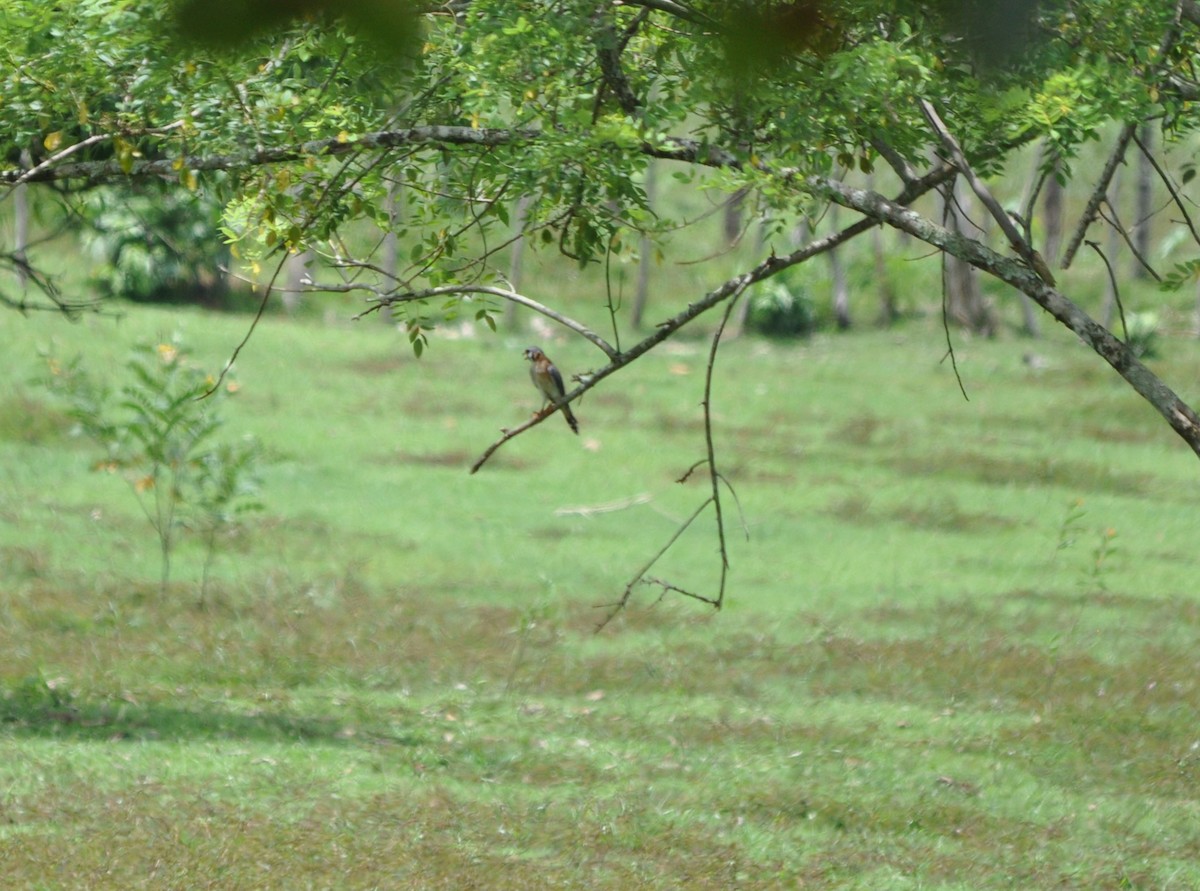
[40,337,262,598]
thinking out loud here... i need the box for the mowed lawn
[2,301,1200,889]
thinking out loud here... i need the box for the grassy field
[2,296,1200,889]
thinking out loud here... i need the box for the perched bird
[524,346,579,434]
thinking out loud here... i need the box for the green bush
[746,278,816,338]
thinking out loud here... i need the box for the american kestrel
[524,346,579,434]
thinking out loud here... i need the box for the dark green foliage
[746,278,816,338]
[81,184,241,307]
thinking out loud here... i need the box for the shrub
[746,278,816,338]
[39,338,263,597]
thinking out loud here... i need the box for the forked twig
[1096,201,1162,282]
[1087,239,1129,342]
[595,286,747,629]
[363,284,619,360]
[595,497,715,630]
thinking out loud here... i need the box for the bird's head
[523,346,545,362]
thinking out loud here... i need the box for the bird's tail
[562,403,579,434]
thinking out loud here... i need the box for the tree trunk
[1043,155,1064,265]
[724,186,748,246]
[505,194,532,330]
[828,204,851,329]
[865,174,898,325]
[281,250,312,315]
[1133,124,1153,279]
[942,180,995,336]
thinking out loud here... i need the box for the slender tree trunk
[505,194,532,330]
[14,149,30,290]
[828,204,851,329]
[1133,124,1153,279]
[631,160,656,329]
[1017,147,1064,337]
[1102,167,1123,328]
[724,186,748,246]
[1043,155,1064,265]
[866,174,897,325]
[942,180,995,336]
[282,250,311,315]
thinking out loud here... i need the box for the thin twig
[554,493,652,516]
[595,496,715,630]
[1131,128,1200,251]
[1087,239,1129,341]
[594,283,747,626]
[202,253,288,397]
[1062,4,1184,268]
[1096,201,1162,282]
[1061,123,1136,269]
[364,284,618,360]
[920,98,1055,286]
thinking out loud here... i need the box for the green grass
[3,300,1200,889]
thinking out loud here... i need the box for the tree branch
[1063,3,1185,268]
[813,176,1200,458]
[919,99,1055,285]
[612,0,711,26]
[1060,122,1136,270]
[0,125,542,185]
[362,284,619,360]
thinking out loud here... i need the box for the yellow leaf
[43,131,63,151]
[337,130,351,143]
[114,136,134,174]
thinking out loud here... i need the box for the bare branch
[467,162,959,474]
[554,493,652,516]
[1063,4,1185,267]
[612,0,711,26]
[1060,122,1137,270]
[920,98,1055,286]
[0,125,542,185]
[363,284,618,359]
[1096,201,1162,282]
[1087,239,1129,342]
[812,176,1200,458]
[596,497,716,630]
